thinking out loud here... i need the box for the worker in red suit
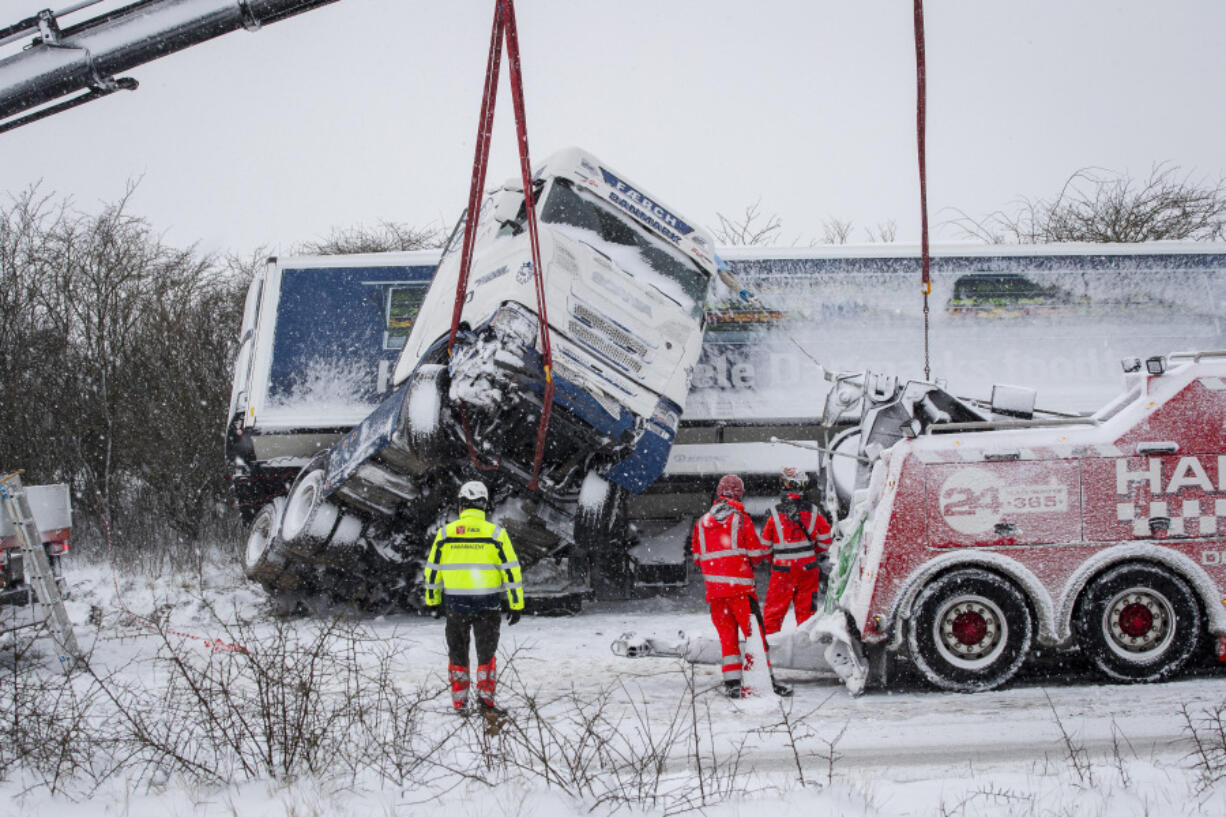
[760,466,833,635]
[692,473,792,698]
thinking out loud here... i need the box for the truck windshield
[541,178,709,321]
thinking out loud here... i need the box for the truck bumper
[469,328,679,495]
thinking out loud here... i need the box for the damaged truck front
[234,147,716,609]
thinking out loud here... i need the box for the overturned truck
[230,147,717,610]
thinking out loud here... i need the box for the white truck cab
[393,147,717,498]
[243,148,718,606]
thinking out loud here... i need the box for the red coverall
[692,498,770,684]
[760,493,833,635]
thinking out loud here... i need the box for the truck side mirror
[491,184,525,227]
[990,383,1036,420]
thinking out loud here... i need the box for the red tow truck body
[826,352,1226,691]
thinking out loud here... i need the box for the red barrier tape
[97,496,249,655]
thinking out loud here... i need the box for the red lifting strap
[449,0,555,491]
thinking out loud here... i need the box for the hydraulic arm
[0,0,340,133]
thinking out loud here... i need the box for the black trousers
[445,609,501,667]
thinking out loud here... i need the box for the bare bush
[124,611,458,786]
[865,220,897,243]
[1181,701,1226,793]
[821,218,853,245]
[0,635,126,794]
[712,200,783,247]
[0,183,246,558]
[296,220,444,255]
[952,162,1226,244]
[2,585,848,813]
[1045,690,1094,787]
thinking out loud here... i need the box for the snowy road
[501,604,1223,772]
[6,563,1226,816]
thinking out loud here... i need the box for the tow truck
[617,351,1226,693]
[817,349,1226,692]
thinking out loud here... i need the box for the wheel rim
[1101,587,1175,660]
[932,593,1009,669]
[282,471,323,541]
[245,509,275,570]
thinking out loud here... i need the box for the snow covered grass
[2,555,1226,815]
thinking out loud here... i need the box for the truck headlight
[648,403,680,438]
[491,302,539,347]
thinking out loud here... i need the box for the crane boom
[0,0,341,133]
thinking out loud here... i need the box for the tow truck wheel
[243,498,286,580]
[1073,563,1202,683]
[908,569,1033,693]
[280,454,340,548]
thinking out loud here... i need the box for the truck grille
[568,320,644,373]
[571,304,649,357]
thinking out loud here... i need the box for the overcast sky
[1,0,1223,257]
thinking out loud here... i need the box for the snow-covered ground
[3,558,1226,816]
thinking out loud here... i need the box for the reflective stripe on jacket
[424,508,524,612]
[692,499,767,599]
[761,493,833,565]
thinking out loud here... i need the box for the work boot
[454,701,471,717]
[479,700,508,720]
[724,680,743,699]
[479,700,508,734]
[772,681,794,697]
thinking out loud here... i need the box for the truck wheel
[243,498,286,580]
[1073,563,1202,683]
[574,472,630,598]
[908,568,1033,693]
[280,454,339,548]
[401,364,448,462]
[329,513,365,547]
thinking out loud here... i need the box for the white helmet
[458,480,489,510]
[781,466,808,492]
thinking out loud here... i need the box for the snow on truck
[232,147,717,609]
[801,349,1226,693]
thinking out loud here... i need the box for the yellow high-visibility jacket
[424,508,524,613]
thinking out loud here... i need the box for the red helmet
[716,474,744,501]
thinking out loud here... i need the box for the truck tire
[401,364,448,462]
[280,454,340,548]
[243,498,286,580]
[908,568,1033,693]
[574,471,630,599]
[330,513,365,547]
[1073,563,1202,683]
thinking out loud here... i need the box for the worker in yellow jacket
[424,480,523,716]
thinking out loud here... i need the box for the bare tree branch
[712,199,783,246]
[948,162,1226,244]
